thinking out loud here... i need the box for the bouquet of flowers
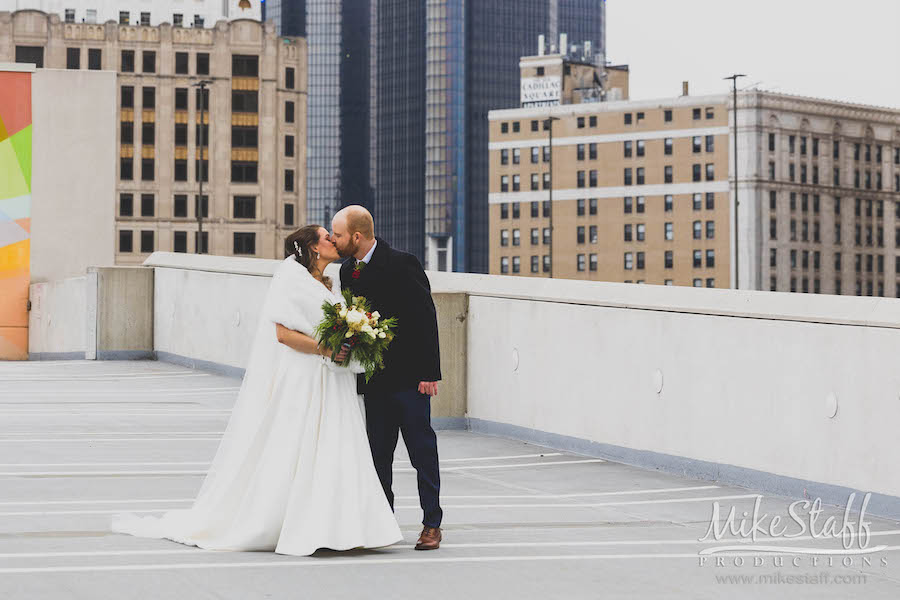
[315,289,398,382]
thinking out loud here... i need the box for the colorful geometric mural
[0,69,32,360]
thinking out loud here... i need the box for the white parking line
[397,459,606,472]
[0,486,720,507]
[6,529,900,559]
[396,485,722,500]
[4,547,900,574]
[0,438,223,443]
[0,494,760,516]
[0,459,602,473]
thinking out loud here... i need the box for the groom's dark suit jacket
[340,237,442,394]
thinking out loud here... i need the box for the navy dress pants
[363,388,442,528]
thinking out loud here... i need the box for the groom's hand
[418,381,438,396]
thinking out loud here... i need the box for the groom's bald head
[334,205,374,240]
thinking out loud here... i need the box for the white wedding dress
[110,257,403,556]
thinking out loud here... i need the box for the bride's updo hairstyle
[284,225,332,288]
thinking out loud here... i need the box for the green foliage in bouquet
[315,288,398,382]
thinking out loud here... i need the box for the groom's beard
[336,239,358,259]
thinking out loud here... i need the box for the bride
[111,225,403,556]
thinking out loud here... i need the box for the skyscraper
[268,0,605,271]
[373,0,605,272]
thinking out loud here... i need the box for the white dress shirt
[357,239,377,266]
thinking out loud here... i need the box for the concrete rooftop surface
[1,361,899,599]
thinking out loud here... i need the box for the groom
[331,205,444,551]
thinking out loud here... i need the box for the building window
[665,222,674,241]
[500,257,509,274]
[173,52,189,75]
[624,113,632,125]
[194,15,205,28]
[119,230,133,253]
[500,203,508,219]
[142,51,156,74]
[577,117,585,129]
[513,122,520,132]
[706,221,715,239]
[706,250,715,267]
[512,229,521,246]
[636,197,645,213]
[284,203,295,226]
[636,252,645,269]
[636,224,645,241]
[769,161,776,181]
[142,87,155,109]
[589,143,597,159]
[693,193,702,211]
[530,147,539,164]
[664,195,673,212]
[121,50,135,72]
[531,228,539,245]
[285,101,295,123]
[590,225,598,244]
[664,165,673,183]
[624,224,632,242]
[66,47,80,70]
[500,149,509,165]
[142,122,155,146]
[120,158,133,180]
[234,233,256,256]
[577,199,585,216]
[576,144,584,161]
[173,231,187,253]
[589,198,597,215]
[543,227,551,245]
[624,197,633,214]
[705,163,714,181]
[636,168,644,185]
[232,162,258,183]
[693,136,702,153]
[770,248,777,268]
[500,230,509,247]
[706,192,715,210]
[577,254,586,272]
[285,169,295,192]
[624,168,632,186]
[768,133,776,152]
[530,173,539,191]
[512,148,520,164]
[120,121,133,144]
[174,159,187,181]
[233,196,256,219]
[693,164,701,182]
[174,195,188,218]
[172,88,188,111]
[173,14,183,27]
[512,257,520,274]
[693,250,702,268]
[577,226,585,244]
[512,203,520,219]
[624,252,633,270]
[175,123,188,146]
[196,53,210,75]
[64,8,76,22]
[195,231,209,254]
[285,135,295,157]
[664,109,672,122]
[286,67,295,89]
[500,175,508,192]
[140,230,154,253]
[590,170,598,187]
[706,135,714,153]
[119,193,133,217]
[15,46,44,68]
[693,220,702,240]
[624,141,632,158]
[141,159,154,181]
[636,140,645,157]
[139,194,154,217]
[664,138,673,155]
[692,108,701,120]
[512,174,520,191]
[531,256,539,273]
[664,250,673,268]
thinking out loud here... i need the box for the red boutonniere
[352,261,367,279]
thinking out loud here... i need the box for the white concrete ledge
[145,252,900,330]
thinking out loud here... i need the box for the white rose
[338,308,347,318]
[378,332,386,339]
[361,324,373,334]
[345,331,353,338]
[345,310,365,326]
[367,329,377,339]
[372,311,380,320]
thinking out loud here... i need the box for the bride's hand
[333,344,350,364]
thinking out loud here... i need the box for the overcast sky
[605,0,900,108]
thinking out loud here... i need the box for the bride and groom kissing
[112,205,444,554]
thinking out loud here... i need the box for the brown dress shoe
[415,526,442,550]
